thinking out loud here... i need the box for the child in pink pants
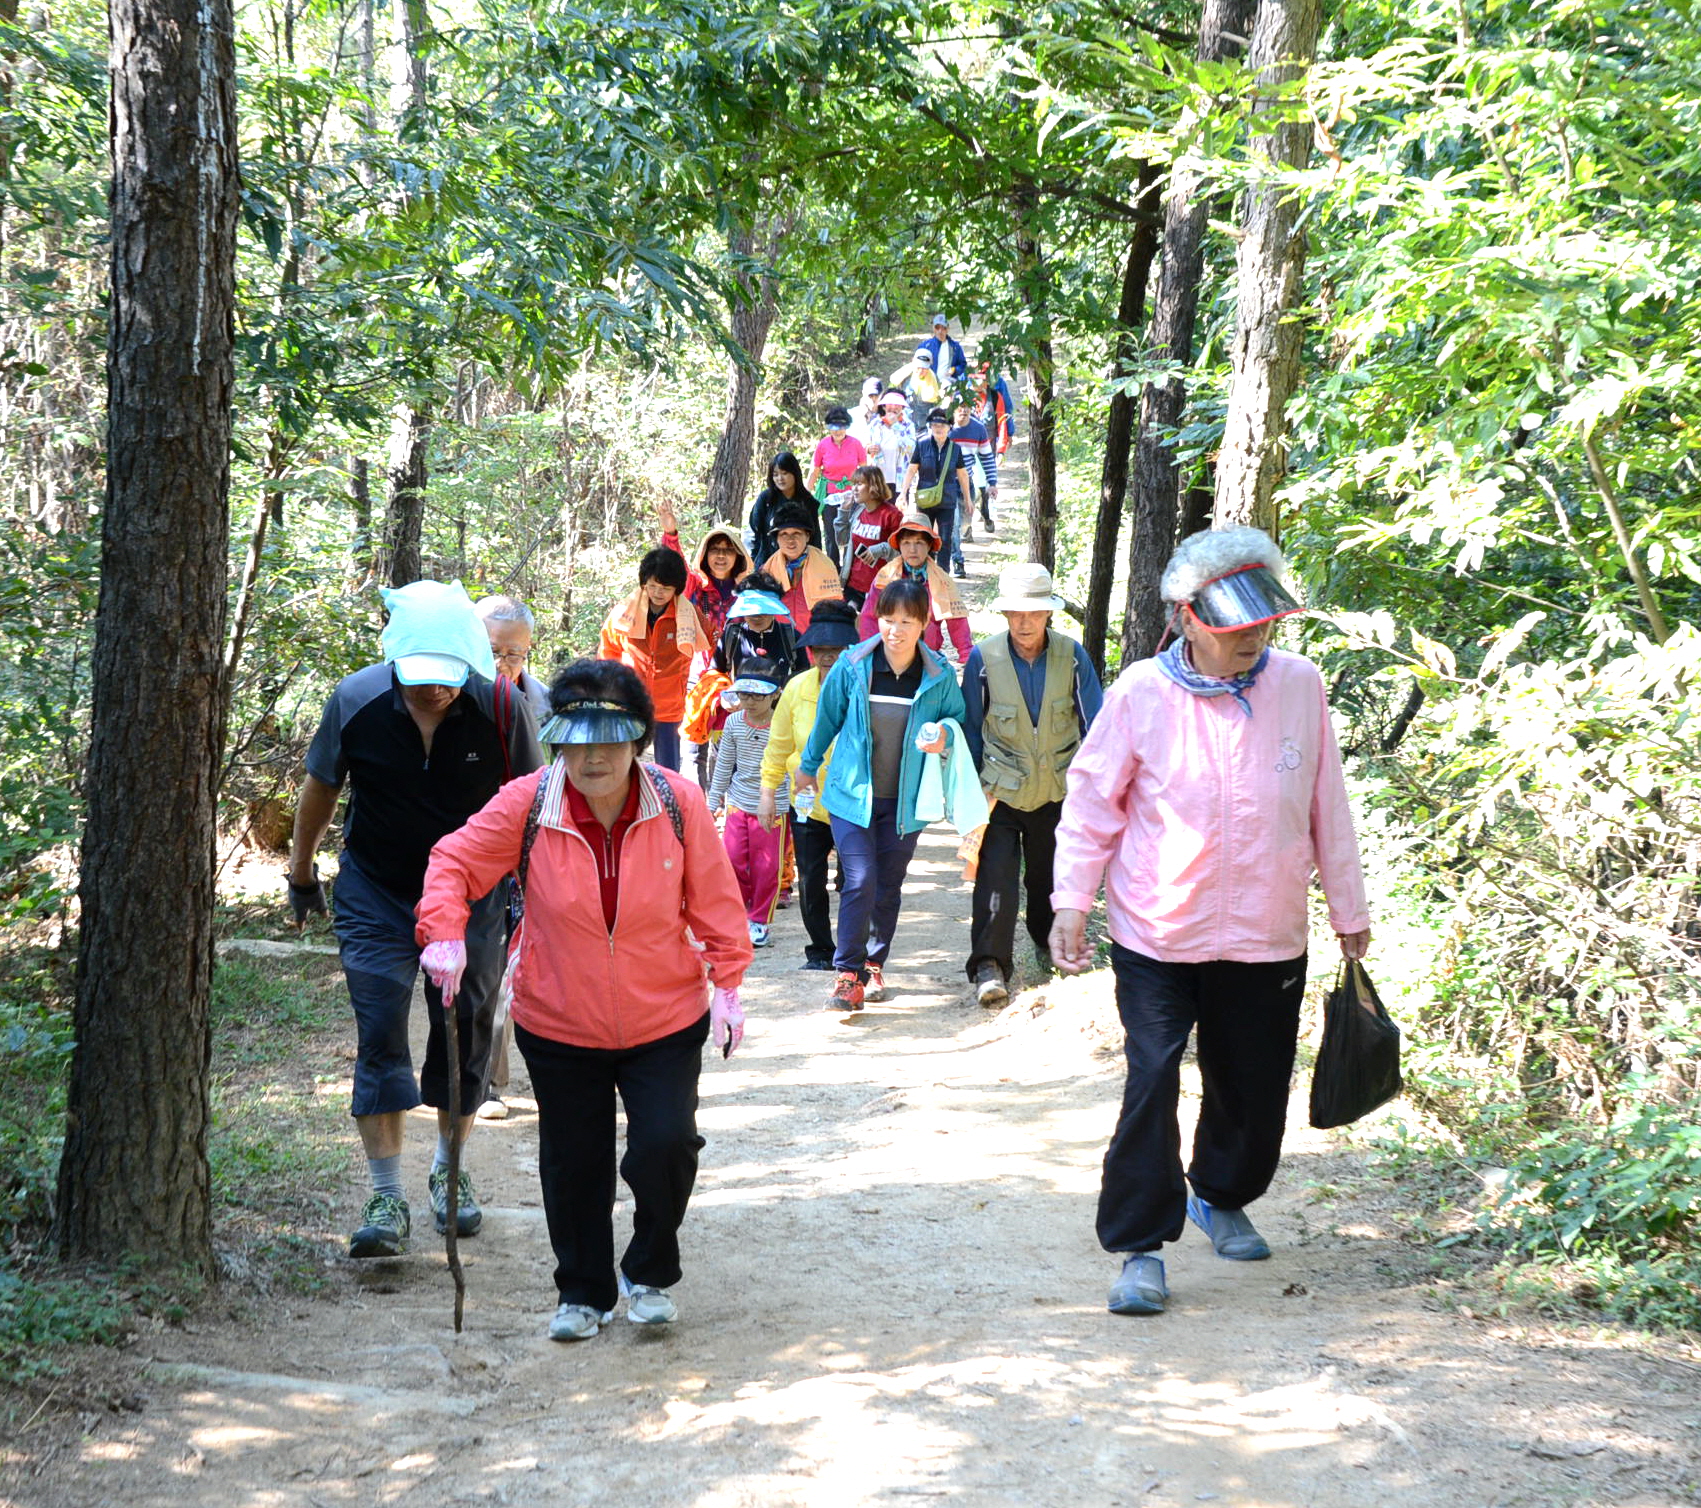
[709,665,789,948]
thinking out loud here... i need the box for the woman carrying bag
[1048,528,1371,1317]
[418,659,752,1341]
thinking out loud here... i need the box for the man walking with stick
[287,580,543,1258]
[960,563,1102,1005]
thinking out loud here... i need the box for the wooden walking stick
[441,984,466,1333]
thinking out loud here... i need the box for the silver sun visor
[537,699,648,746]
[1188,564,1304,631]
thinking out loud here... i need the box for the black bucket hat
[797,601,860,649]
[771,501,816,537]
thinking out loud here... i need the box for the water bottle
[794,789,816,818]
[915,720,942,753]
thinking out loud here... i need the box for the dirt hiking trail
[19,837,1701,1508]
[11,340,1699,1507]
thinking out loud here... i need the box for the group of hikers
[286,323,1371,1339]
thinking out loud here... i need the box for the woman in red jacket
[418,659,752,1342]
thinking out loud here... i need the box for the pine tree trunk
[384,402,430,587]
[1212,0,1322,532]
[706,223,781,522]
[1121,0,1258,664]
[1014,190,1058,570]
[1082,160,1162,675]
[56,0,237,1271]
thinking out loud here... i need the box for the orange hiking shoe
[830,971,865,1011]
[863,964,888,1002]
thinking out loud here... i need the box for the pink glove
[710,986,744,1058]
[421,940,467,1004]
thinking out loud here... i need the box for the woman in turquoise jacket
[795,577,966,1011]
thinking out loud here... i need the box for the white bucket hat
[990,562,1066,614]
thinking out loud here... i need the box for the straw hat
[989,562,1066,614]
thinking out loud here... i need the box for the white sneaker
[549,1302,612,1342]
[619,1270,678,1325]
[748,921,770,948]
[475,1095,508,1121]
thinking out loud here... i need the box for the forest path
[17,337,1698,1507]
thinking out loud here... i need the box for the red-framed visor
[1184,564,1303,632]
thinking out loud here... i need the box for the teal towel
[914,717,991,834]
[380,580,496,680]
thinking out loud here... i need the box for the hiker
[287,580,544,1259]
[858,512,973,664]
[960,564,1102,1007]
[949,401,995,557]
[1048,527,1371,1317]
[597,547,711,772]
[890,345,943,425]
[656,498,752,650]
[902,408,972,579]
[804,406,868,572]
[475,593,551,725]
[709,661,789,949]
[794,577,966,1011]
[761,500,844,637]
[848,376,883,449]
[714,571,805,686]
[473,592,551,1122]
[839,465,905,613]
[418,658,752,1341]
[747,451,817,564]
[866,388,916,497]
[758,599,861,972]
[920,313,969,395]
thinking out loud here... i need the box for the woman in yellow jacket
[757,600,858,971]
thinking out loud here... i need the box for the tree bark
[383,401,430,587]
[1082,159,1162,675]
[1122,0,1258,665]
[1014,188,1058,570]
[706,222,781,523]
[56,0,237,1272]
[350,455,372,561]
[1212,0,1322,532]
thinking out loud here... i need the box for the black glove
[287,870,327,926]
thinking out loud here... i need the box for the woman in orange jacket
[598,548,710,770]
[419,659,752,1341]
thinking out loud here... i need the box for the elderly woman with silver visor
[416,659,752,1341]
[1049,528,1371,1317]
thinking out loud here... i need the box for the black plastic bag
[1309,958,1402,1129]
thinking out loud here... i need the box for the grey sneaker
[428,1165,483,1237]
[549,1302,613,1342]
[619,1270,678,1325]
[1108,1253,1167,1315]
[974,963,1008,1007]
[349,1192,410,1258]
[1186,1194,1271,1260]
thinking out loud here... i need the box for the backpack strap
[643,762,686,845]
[510,765,550,923]
[494,672,514,782]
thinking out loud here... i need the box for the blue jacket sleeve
[1073,640,1105,734]
[960,647,987,770]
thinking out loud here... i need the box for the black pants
[1097,944,1306,1254]
[820,500,843,572]
[965,800,1060,983]
[515,1014,709,1312]
[793,813,836,965]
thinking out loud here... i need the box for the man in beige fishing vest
[960,563,1103,1006]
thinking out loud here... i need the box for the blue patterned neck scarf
[1157,639,1269,718]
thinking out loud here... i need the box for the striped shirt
[949,417,996,490]
[869,655,923,800]
[709,711,789,817]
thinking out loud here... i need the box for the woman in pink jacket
[417,659,752,1342]
[1048,528,1371,1318]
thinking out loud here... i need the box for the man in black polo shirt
[288,580,544,1258]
